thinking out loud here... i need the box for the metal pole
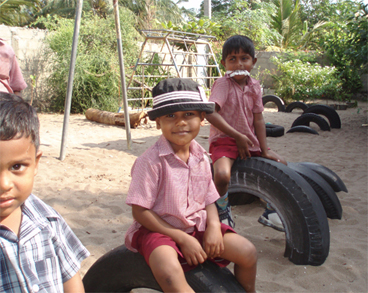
[113,0,132,150]
[59,0,83,161]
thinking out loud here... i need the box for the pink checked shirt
[0,39,27,93]
[125,135,220,252]
[208,74,264,152]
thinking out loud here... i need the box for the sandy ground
[33,102,368,292]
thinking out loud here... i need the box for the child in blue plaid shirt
[0,93,89,292]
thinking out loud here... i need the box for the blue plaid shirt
[0,194,89,293]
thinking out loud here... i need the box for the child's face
[0,136,42,225]
[156,110,205,153]
[221,48,257,83]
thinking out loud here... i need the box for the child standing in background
[206,35,286,231]
[0,39,27,97]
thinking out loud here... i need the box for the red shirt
[125,135,220,252]
[0,39,27,93]
[208,74,264,152]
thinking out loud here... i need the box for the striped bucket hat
[147,78,215,120]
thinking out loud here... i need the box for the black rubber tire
[287,162,343,219]
[286,125,319,135]
[291,113,331,131]
[299,162,348,193]
[303,105,341,129]
[262,95,286,112]
[266,124,285,137]
[285,101,309,112]
[228,157,330,266]
[82,245,245,293]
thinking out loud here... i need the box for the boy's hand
[203,222,224,259]
[261,150,279,162]
[235,134,254,159]
[178,234,208,266]
[261,150,287,165]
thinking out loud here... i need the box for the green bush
[271,56,342,102]
[317,2,367,98]
[42,10,141,113]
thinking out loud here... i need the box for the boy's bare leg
[220,233,257,293]
[149,245,194,293]
[213,157,234,196]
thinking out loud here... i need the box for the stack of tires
[262,95,287,137]
[228,157,346,267]
[287,104,341,134]
[261,95,342,135]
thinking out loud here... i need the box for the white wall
[1,24,48,102]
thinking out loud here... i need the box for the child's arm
[63,271,85,293]
[206,104,254,159]
[254,112,286,164]
[132,205,208,266]
[13,91,22,97]
[203,203,224,259]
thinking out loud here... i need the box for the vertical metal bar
[164,37,181,77]
[59,0,83,161]
[208,41,222,78]
[113,0,131,150]
[125,38,148,93]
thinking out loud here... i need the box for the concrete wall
[1,24,48,102]
[253,51,279,95]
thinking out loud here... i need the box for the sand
[33,102,368,292]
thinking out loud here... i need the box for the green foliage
[216,0,281,48]
[129,53,171,108]
[120,0,184,30]
[0,0,39,25]
[317,1,367,97]
[161,18,221,37]
[299,0,334,28]
[271,56,342,102]
[42,10,140,113]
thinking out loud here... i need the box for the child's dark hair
[0,92,40,151]
[222,35,255,61]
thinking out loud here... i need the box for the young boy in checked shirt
[124,78,257,293]
[0,93,89,292]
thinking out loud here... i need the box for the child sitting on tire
[206,35,286,231]
[124,78,257,293]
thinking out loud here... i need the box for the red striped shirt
[125,135,220,252]
[208,75,264,152]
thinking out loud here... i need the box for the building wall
[1,24,49,101]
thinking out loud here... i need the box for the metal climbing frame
[126,29,222,106]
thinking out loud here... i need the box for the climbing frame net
[125,29,222,109]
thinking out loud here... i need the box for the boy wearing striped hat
[124,78,257,293]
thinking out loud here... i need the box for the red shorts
[131,224,236,272]
[209,137,262,164]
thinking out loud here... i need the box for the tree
[37,0,112,19]
[119,0,184,30]
[0,0,39,25]
[212,0,280,48]
[318,1,367,97]
[270,0,303,49]
[41,9,141,113]
[299,0,334,28]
